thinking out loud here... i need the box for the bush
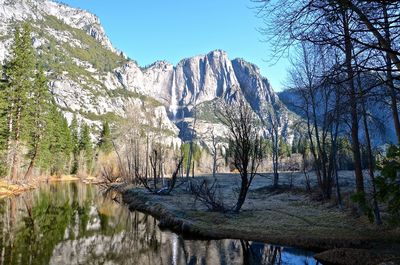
[375,145,400,225]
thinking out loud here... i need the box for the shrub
[375,145,400,225]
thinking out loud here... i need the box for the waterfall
[169,71,178,119]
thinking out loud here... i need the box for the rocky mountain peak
[144,60,173,71]
[0,0,116,52]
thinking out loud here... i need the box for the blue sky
[61,0,289,91]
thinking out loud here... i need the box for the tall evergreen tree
[46,105,72,176]
[0,64,9,176]
[70,114,79,174]
[5,23,36,180]
[79,123,93,172]
[24,64,51,179]
[98,121,112,154]
[61,116,73,169]
[278,137,291,158]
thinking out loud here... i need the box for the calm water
[0,182,319,265]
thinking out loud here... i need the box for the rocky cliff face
[0,0,297,147]
[0,0,181,146]
[0,0,115,53]
[115,50,296,145]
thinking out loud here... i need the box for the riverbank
[0,179,35,198]
[0,174,100,198]
[119,172,400,265]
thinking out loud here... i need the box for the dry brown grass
[0,179,35,198]
[122,172,400,252]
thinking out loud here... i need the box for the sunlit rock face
[0,0,115,52]
[174,50,238,105]
[116,49,297,145]
[0,0,297,145]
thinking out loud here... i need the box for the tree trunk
[24,150,37,180]
[145,136,149,179]
[235,174,249,212]
[11,108,21,181]
[302,152,311,192]
[361,102,382,224]
[305,108,323,189]
[357,73,382,225]
[11,148,19,181]
[334,153,343,209]
[151,150,157,190]
[311,91,330,199]
[332,85,343,209]
[186,106,197,181]
[212,133,217,179]
[186,141,193,180]
[343,11,365,196]
[212,150,217,179]
[192,160,195,178]
[272,125,279,188]
[273,152,279,188]
[387,68,400,144]
[6,108,13,176]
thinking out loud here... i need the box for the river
[0,182,319,265]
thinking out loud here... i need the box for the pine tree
[46,105,72,176]
[278,137,291,158]
[297,138,309,157]
[70,114,79,174]
[98,121,112,154]
[5,23,36,180]
[24,64,51,179]
[61,115,73,170]
[0,64,9,176]
[79,123,93,173]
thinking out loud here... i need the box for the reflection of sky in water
[0,182,319,265]
[277,246,317,265]
[238,241,318,265]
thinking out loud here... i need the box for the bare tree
[354,66,383,224]
[202,126,222,179]
[253,0,400,220]
[190,179,225,211]
[113,105,184,195]
[253,0,395,204]
[217,93,263,212]
[262,108,279,188]
[286,43,342,200]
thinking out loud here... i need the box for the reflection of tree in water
[240,240,319,265]
[0,183,96,265]
[0,183,318,265]
[241,240,282,265]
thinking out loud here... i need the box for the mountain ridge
[0,0,296,148]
